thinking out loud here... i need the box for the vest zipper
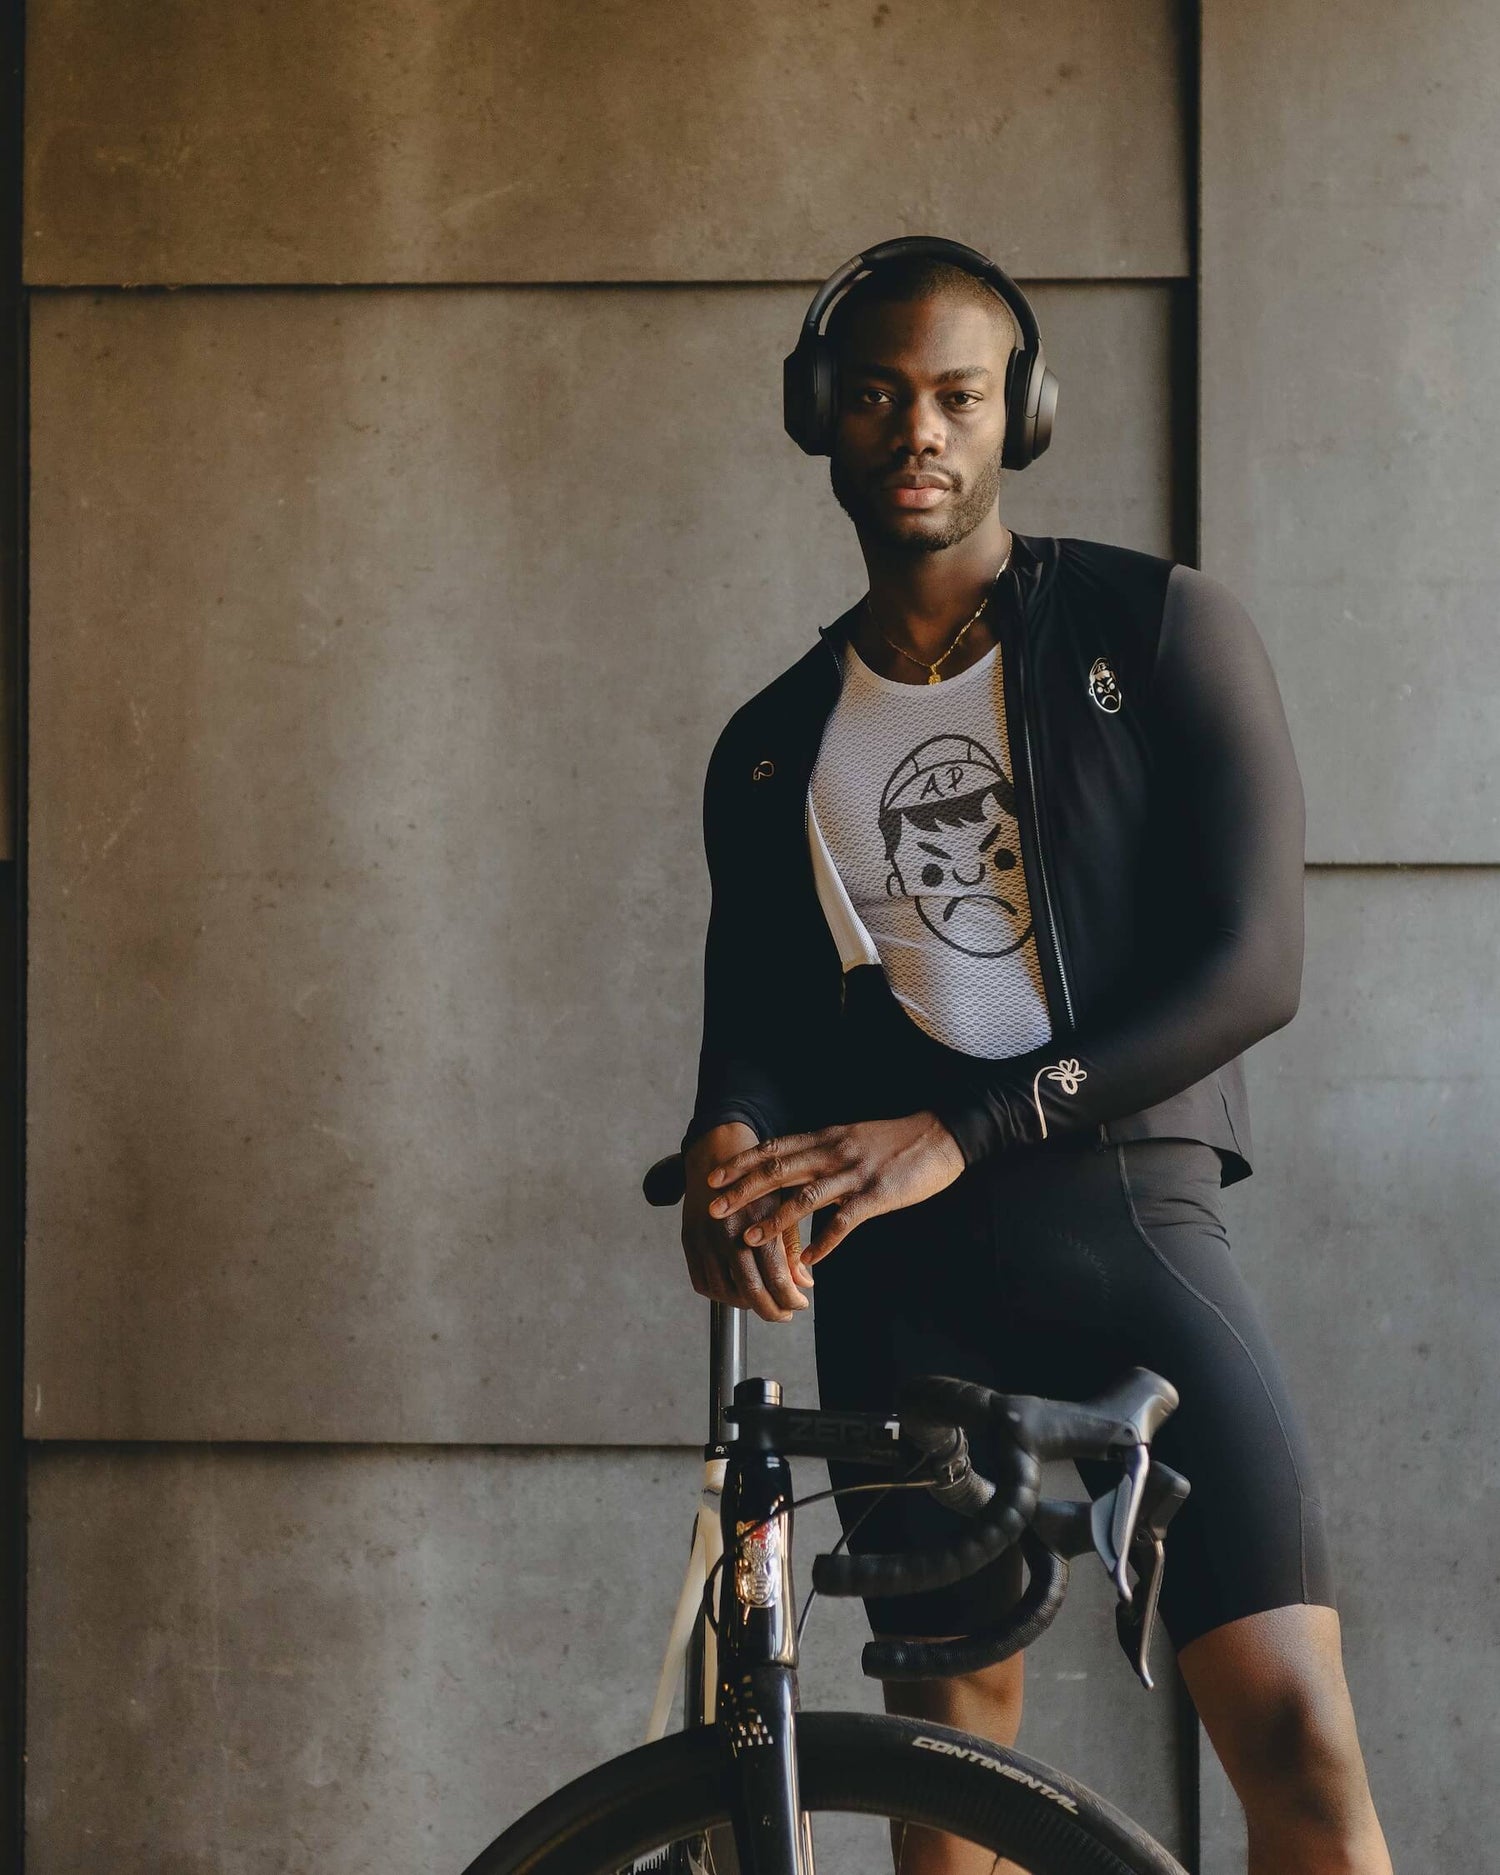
[1015,632,1077,1031]
[821,630,850,1020]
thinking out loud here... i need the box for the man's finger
[804,1194,875,1267]
[784,1226,815,1289]
[694,1247,735,1306]
[750,1232,809,1313]
[739,1169,864,1251]
[726,1248,794,1323]
[706,1130,822,1189]
[708,1139,851,1221]
[681,1229,711,1300]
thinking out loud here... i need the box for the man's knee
[1233,1682,1374,1832]
[1180,1608,1378,1839]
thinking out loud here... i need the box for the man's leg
[878,1647,1026,1875]
[1177,1603,1392,1875]
[872,1605,1393,1875]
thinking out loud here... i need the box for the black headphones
[782,234,1058,469]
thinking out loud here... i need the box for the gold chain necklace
[866,533,1014,684]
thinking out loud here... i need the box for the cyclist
[678,248,1393,1874]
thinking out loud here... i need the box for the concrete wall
[1197,4,1500,1863]
[24,278,1176,1445]
[18,1,1496,1870]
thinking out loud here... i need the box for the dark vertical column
[0,0,25,1862]
[1172,0,1201,575]
[1173,3,1204,1870]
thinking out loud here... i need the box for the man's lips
[882,473,952,511]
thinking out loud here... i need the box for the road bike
[457,1155,1193,1875]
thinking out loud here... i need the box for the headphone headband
[783,234,1057,468]
[796,235,1042,357]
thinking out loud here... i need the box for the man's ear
[886,868,901,898]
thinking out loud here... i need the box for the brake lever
[1116,1529,1168,1688]
[1089,1442,1151,1603]
[1113,1461,1191,1689]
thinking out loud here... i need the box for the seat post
[708,1301,748,1455]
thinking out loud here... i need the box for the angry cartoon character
[878,734,1032,958]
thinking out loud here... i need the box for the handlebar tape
[811,1427,1038,1599]
[859,1531,1069,1682]
[906,1371,1178,1461]
[642,1153,687,1207]
[809,1370,1180,1602]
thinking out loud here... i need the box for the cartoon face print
[878,734,1033,958]
[1088,657,1123,713]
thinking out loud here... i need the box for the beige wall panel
[1201,0,1500,861]
[1217,869,1500,1869]
[26,1445,1186,1873]
[27,283,1173,1442]
[25,0,1188,285]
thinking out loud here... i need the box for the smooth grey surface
[1200,0,1500,861]
[26,1444,1185,1873]
[26,281,1175,1443]
[24,0,1187,286]
[1198,1735,1248,1875]
[1219,868,1500,1871]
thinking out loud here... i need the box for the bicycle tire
[459,1711,1186,1875]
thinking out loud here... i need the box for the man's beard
[829,445,1005,554]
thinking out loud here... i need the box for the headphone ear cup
[1030,362,1058,464]
[1002,348,1032,469]
[782,338,839,456]
[782,344,816,455]
[809,340,838,455]
[1001,349,1058,469]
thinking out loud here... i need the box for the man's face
[828,295,1012,553]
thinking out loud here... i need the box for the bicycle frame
[715,1372,812,1875]
[646,1302,910,1875]
[640,1301,1188,1875]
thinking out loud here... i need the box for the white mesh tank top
[807,637,1052,1058]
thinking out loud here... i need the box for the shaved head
[825,256,1020,370]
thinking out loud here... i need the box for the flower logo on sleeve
[1030,1057,1087,1139]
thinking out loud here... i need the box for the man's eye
[948,392,981,407]
[920,863,944,888]
[855,387,889,405]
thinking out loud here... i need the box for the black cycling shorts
[812,1136,1336,1654]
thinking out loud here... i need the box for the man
[678,243,1392,1874]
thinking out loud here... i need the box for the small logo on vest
[750,758,775,781]
[1088,658,1122,714]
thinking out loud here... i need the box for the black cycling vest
[682,532,1307,1187]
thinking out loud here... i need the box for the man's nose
[890,392,948,458]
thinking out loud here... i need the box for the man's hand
[681,1121,817,1324]
[705,1113,966,1273]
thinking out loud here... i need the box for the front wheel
[460,1711,1185,1875]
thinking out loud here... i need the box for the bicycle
[457,1155,1195,1875]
